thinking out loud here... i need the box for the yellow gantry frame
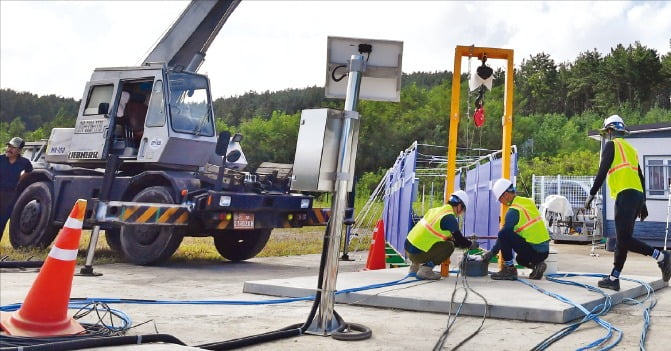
[445,46,514,222]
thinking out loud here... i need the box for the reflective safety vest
[509,196,550,245]
[607,138,643,198]
[406,204,455,252]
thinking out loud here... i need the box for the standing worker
[585,115,670,291]
[0,137,33,240]
[404,190,478,280]
[482,178,550,280]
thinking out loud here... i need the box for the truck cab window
[84,84,113,115]
[146,80,166,127]
[168,72,214,136]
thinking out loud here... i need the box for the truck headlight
[219,196,231,207]
[300,199,310,209]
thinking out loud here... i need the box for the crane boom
[143,0,240,71]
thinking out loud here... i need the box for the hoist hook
[475,85,486,109]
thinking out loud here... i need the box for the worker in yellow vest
[482,178,551,280]
[585,115,670,291]
[404,190,478,280]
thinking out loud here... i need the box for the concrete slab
[244,267,667,323]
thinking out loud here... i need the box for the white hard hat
[449,190,470,210]
[492,178,513,200]
[603,114,624,127]
[601,114,628,134]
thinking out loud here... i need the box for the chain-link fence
[532,175,597,210]
[532,175,602,243]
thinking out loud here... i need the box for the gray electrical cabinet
[291,108,359,192]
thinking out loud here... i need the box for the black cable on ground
[329,310,372,341]
[332,321,372,341]
[0,301,138,350]
[0,334,185,351]
[196,221,371,350]
[433,250,489,351]
[0,260,44,269]
[196,223,329,350]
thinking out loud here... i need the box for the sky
[1,1,669,100]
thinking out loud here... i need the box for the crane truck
[8,0,328,265]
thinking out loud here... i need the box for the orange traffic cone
[365,219,386,270]
[1,199,87,337]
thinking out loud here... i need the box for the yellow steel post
[445,46,515,268]
[446,47,463,200]
[500,50,514,228]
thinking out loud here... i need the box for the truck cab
[46,65,217,172]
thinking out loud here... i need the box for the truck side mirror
[215,131,231,156]
[98,102,110,115]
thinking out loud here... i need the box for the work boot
[409,262,420,275]
[529,262,547,280]
[659,251,671,282]
[416,265,441,280]
[598,277,620,291]
[491,265,517,280]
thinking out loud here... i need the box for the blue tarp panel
[382,146,417,254]
[464,154,517,250]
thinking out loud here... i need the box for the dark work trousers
[613,189,653,272]
[498,228,549,268]
[0,189,16,238]
[406,240,455,267]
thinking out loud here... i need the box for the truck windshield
[167,72,214,136]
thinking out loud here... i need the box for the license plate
[234,212,254,229]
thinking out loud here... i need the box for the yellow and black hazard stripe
[119,205,189,225]
[276,208,331,228]
[305,208,330,226]
[215,218,231,230]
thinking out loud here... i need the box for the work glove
[482,250,493,263]
[584,194,595,210]
[639,202,648,222]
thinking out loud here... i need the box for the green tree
[517,150,600,196]
[516,53,559,115]
[237,111,300,170]
[567,49,602,114]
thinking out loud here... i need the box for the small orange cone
[365,219,386,270]
[1,199,87,337]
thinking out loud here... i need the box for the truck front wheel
[120,186,184,265]
[9,182,60,248]
[213,228,271,261]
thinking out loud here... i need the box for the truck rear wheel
[120,186,184,265]
[9,182,60,248]
[213,228,271,261]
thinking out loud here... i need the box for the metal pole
[80,226,103,275]
[340,181,356,261]
[309,54,363,335]
[79,155,121,276]
[532,174,536,204]
[665,179,670,251]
